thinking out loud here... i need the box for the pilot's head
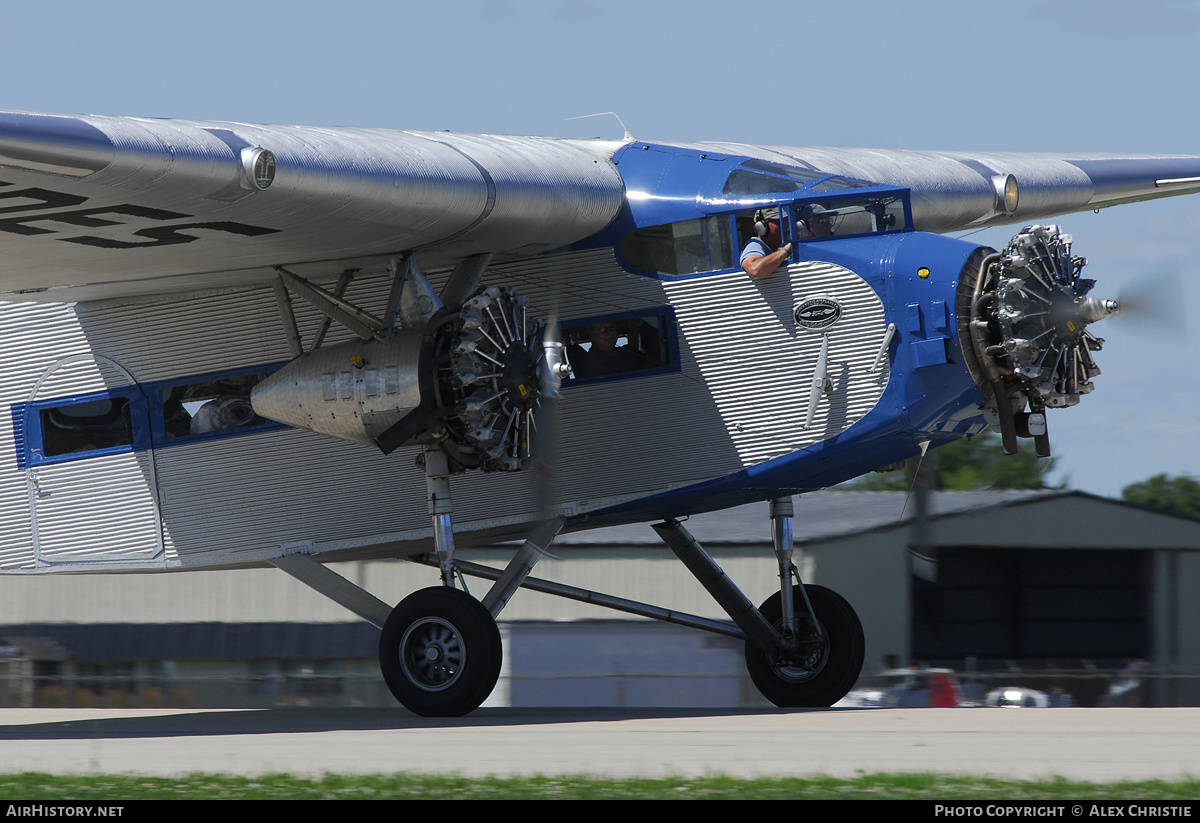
[800,204,834,238]
[754,210,783,248]
[763,221,781,247]
[590,321,622,352]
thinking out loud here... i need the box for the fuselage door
[23,355,165,567]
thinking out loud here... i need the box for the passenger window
[161,374,265,439]
[40,397,133,457]
[563,315,671,381]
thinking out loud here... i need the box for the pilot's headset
[753,209,772,238]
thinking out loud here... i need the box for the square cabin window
[39,396,133,457]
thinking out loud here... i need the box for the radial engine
[251,284,564,472]
[958,225,1119,455]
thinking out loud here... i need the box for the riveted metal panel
[0,247,890,571]
[0,302,171,570]
[662,261,889,464]
[0,303,76,569]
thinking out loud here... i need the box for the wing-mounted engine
[251,260,562,473]
[958,225,1118,455]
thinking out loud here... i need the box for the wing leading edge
[687,141,1200,233]
[1,109,1199,301]
[0,111,626,300]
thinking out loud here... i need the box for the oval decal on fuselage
[794,296,842,330]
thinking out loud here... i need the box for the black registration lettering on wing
[0,179,279,247]
[63,220,279,249]
[0,186,88,215]
[0,204,189,236]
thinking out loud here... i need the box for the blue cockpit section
[573,142,914,280]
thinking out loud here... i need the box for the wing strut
[269,254,456,355]
[271,275,304,359]
[480,517,562,618]
[385,255,445,333]
[311,269,357,350]
[439,252,493,309]
[274,266,384,340]
[269,553,393,628]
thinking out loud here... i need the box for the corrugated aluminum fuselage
[0,227,985,573]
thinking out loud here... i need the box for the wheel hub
[399,617,466,692]
[772,618,830,683]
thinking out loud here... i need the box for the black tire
[744,584,864,708]
[379,586,502,717]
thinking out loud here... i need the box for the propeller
[1111,265,1187,336]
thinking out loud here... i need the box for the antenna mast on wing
[564,112,635,142]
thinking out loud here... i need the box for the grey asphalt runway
[0,707,1195,780]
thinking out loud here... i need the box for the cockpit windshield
[722,158,873,197]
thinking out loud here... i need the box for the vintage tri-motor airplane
[0,109,1195,715]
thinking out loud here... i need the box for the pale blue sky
[4,0,1199,496]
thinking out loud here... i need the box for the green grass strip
[0,773,1194,799]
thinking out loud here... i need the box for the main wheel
[745,584,864,708]
[379,586,502,717]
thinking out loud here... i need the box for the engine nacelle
[251,285,551,472]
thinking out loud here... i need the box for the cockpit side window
[794,195,909,240]
[811,175,873,191]
[722,169,803,197]
[620,215,734,276]
[723,159,871,196]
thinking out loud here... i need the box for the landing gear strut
[744,498,865,707]
[280,492,861,713]
[652,498,864,708]
[377,449,564,716]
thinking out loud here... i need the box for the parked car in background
[986,687,1051,708]
[836,668,966,708]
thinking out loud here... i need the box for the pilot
[740,210,792,279]
[572,321,645,379]
[797,204,834,239]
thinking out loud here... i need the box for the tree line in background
[841,432,1054,492]
[1121,473,1200,519]
[842,432,1200,519]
